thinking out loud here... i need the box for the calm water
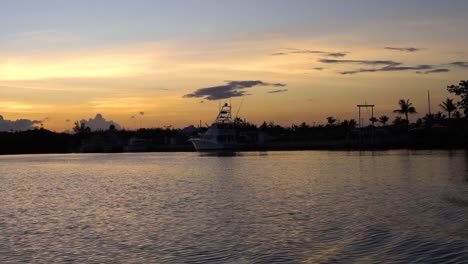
[1,151,468,263]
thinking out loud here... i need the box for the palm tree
[369,117,378,126]
[378,115,389,126]
[439,98,457,118]
[326,116,336,126]
[393,99,417,123]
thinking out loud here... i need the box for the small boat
[189,103,238,151]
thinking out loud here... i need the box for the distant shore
[1,117,467,155]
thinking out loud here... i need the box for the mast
[427,90,431,115]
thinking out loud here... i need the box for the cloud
[271,52,288,56]
[272,50,347,57]
[183,80,286,100]
[290,50,326,54]
[416,68,450,74]
[384,47,421,52]
[319,59,400,66]
[448,61,468,68]
[340,64,432,75]
[326,52,347,57]
[79,114,121,131]
[318,58,437,75]
[267,89,288,94]
[313,67,324,71]
[0,115,42,131]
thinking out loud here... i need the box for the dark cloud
[272,50,348,57]
[267,89,288,94]
[318,58,437,75]
[290,50,326,54]
[327,52,347,57]
[79,114,121,131]
[319,59,400,66]
[384,47,421,52]
[340,64,432,75]
[416,68,450,74]
[271,52,288,56]
[448,61,468,68]
[0,115,42,131]
[183,80,286,100]
[313,67,324,71]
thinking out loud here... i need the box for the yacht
[189,103,238,151]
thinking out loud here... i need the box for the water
[1,151,468,263]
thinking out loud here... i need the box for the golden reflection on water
[0,151,468,263]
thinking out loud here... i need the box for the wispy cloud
[272,49,347,57]
[267,89,288,94]
[448,61,468,68]
[271,52,288,56]
[384,47,421,52]
[318,58,438,75]
[416,68,450,74]
[319,59,400,66]
[340,65,432,75]
[183,80,286,100]
[312,67,324,71]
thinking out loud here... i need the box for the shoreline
[1,144,466,156]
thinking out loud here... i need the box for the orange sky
[1,1,468,131]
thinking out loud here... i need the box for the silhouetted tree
[73,121,91,134]
[453,111,462,119]
[422,114,435,127]
[378,115,389,126]
[393,99,417,123]
[326,116,336,126]
[299,122,309,129]
[340,119,357,132]
[369,117,378,126]
[392,116,406,126]
[434,111,446,123]
[447,80,468,116]
[439,98,457,118]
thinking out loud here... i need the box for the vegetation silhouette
[440,98,457,119]
[447,80,468,116]
[1,80,467,154]
[393,99,417,123]
[378,115,389,126]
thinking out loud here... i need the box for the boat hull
[189,138,238,151]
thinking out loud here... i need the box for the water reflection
[1,151,468,263]
[198,150,240,157]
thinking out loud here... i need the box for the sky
[1,0,468,131]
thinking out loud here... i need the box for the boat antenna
[235,96,245,119]
[427,90,431,115]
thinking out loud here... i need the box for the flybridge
[214,103,233,124]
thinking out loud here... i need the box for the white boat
[189,103,238,151]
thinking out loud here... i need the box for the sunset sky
[1,0,468,131]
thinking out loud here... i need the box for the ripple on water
[1,151,468,263]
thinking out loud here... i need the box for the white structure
[189,103,238,151]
